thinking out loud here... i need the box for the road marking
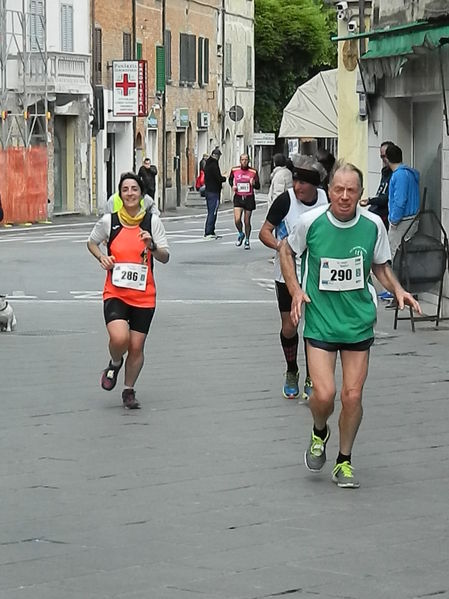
[252,278,275,291]
[7,298,276,304]
[69,291,102,299]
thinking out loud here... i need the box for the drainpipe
[358,0,366,55]
[221,0,226,145]
[132,0,137,171]
[161,0,166,212]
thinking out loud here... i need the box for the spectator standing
[267,153,293,210]
[315,148,335,197]
[204,148,226,239]
[138,157,158,200]
[386,144,420,262]
[360,141,394,230]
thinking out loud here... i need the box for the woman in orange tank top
[87,172,169,409]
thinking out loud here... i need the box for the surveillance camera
[336,1,348,10]
[347,19,358,32]
[337,9,346,20]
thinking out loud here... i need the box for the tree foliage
[255,0,337,133]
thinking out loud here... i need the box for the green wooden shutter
[156,45,165,92]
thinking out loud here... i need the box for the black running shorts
[275,281,293,313]
[306,337,374,352]
[103,298,155,335]
[233,195,256,211]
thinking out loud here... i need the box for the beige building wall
[336,17,368,184]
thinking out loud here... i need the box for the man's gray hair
[329,160,364,190]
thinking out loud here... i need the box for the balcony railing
[17,52,91,95]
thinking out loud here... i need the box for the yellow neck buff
[117,205,145,226]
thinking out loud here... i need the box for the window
[225,42,232,83]
[179,33,196,84]
[93,27,102,85]
[29,0,44,52]
[61,4,73,52]
[123,32,132,60]
[198,37,209,86]
[164,29,172,81]
[246,45,252,85]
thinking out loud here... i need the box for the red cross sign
[112,61,147,117]
[115,73,137,96]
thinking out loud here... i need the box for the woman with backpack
[87,172,169,409]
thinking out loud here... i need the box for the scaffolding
[0,0,48,148]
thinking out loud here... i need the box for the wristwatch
[148,240,158,252]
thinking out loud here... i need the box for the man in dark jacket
[137,157,158,199]
[204,147,226,238]
[360,141,394,229]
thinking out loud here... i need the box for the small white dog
[0,295,17,332]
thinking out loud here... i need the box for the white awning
[279,69,338,139]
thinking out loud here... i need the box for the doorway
[413,98,441,219]
[54,117,67,212]
[175,131,185,207]
[106,132,116,199]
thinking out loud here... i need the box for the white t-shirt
[88,213,169,250]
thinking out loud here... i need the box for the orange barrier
[0,146,48,225]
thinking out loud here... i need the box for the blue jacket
[388,164,420,224]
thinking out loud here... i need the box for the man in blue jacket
[386,144,420,263]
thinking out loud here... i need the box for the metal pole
[221,0,225,145]
[161,0,166,212]
[132,0,136,171]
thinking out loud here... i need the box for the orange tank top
[103,225,156,308]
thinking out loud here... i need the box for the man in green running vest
[280,160,421,488]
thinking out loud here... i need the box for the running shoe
[235,232,244,246]
[304,426,330,472]
[244,239,250,250]
[385,299,398,309]
[378,291,394,300]
[282,370,299,399]
[122,388,140,409]
[301,376,313,402]
[332,461,360,488]
[101,358,123,391]
[204,234,216,240]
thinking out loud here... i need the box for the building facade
[356,0,449,310]
[91,0,255,211]
[221,0,255,196]
[0,0,91,216]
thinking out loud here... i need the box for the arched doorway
[135,132,143,171]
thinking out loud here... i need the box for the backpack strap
[107,212,121,253]
[140,210,153,236]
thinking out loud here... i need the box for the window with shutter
[203,38,209,84]
[29,0,44,52]
[93,27,102,85]
[246,45,252,86]
[156,45,165,92]
[198,37,209,87]
[225,43,232,83]
[123,32,132,60]
[164,30,172,81]
[179,33,196,84]
[61,4,74,52]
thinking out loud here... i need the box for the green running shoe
[304,426,330,472]
[332,461,360,488]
